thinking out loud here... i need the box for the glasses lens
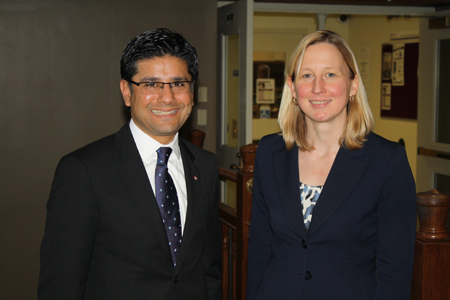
[170,81,192,94]
[140,82,161,94]
[138,81,192,94]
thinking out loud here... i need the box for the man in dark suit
[38,28,221,300]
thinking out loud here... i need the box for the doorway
[416,19,450,195]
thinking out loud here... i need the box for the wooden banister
[411,189,450,300]
[235,143,257,300]
[218,143,257,300]
[416,189,450,240]
[219,168,238,182]
[218,166,238,300]
[219,202,237,230]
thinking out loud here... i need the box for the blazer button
[305,271,312,280]
[173,275,179,284]
[301,240,307,249]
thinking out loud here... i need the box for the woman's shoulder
[365,132,402,149]
[257,133,285,151]
[363,132,407,158]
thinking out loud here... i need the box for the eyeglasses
[130,80,193,94]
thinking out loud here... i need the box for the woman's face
[288,42,358,129]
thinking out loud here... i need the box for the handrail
[418,147,450,160]
[218,167,238,229]
[219,167,238,182]
[219,202,237,230]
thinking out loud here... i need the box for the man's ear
[120,79,131,107]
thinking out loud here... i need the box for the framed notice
[256,78,275,104]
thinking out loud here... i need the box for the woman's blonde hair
[278,30,374,151]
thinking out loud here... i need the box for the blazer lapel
[114,125,173,265]
[308,146,369,237]
[273,144,308,238]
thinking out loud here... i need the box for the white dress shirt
[129,119,188,234]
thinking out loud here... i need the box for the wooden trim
[418,147,450,160]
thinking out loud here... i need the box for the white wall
[0,1,217,298]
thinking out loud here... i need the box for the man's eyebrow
[140,77,159,82]
[139,76,191,82]
[171,76,191,81]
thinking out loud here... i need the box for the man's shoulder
[65,125,129,161]
[179,138,217,162]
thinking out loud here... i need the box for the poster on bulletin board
[380,43,418,119]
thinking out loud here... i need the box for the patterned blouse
[300,182,323,232]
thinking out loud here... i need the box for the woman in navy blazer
[246,31,416,300]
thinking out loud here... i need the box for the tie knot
[157,147,172,166]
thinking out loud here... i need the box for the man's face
[120,56,194,144]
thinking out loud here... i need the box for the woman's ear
[287,76,297,99]
[350,74,359,97]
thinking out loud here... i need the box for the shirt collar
[129,119,181,161]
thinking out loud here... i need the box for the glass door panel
[416,20,450,193]
[217,0,253,207]
[436,38,450,145]
[435,173,450,195]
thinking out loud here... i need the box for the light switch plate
[198,86,207,102]
[197,109,207,126]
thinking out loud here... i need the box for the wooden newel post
[411,189,450,300]
[240,143,257,172]
[188,130,205,148]
[236,143,257,300]
[416,189,450,240]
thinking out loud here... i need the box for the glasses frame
[129,80,193,94]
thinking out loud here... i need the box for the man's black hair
[120,28,199,82]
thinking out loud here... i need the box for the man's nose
[157,84,176,103]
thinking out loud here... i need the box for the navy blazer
[39,124,221,300]
[246,132,416,300]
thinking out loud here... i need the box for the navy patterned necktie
[155,147,182,267]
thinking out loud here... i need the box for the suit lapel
[274,144,308,238]
[308,146,369,237]
[173,140,201,270]
[114,125,173,265]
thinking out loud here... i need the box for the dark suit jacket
[38,124,221,300]
[246,132,416,300]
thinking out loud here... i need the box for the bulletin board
[380,42,418,119]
